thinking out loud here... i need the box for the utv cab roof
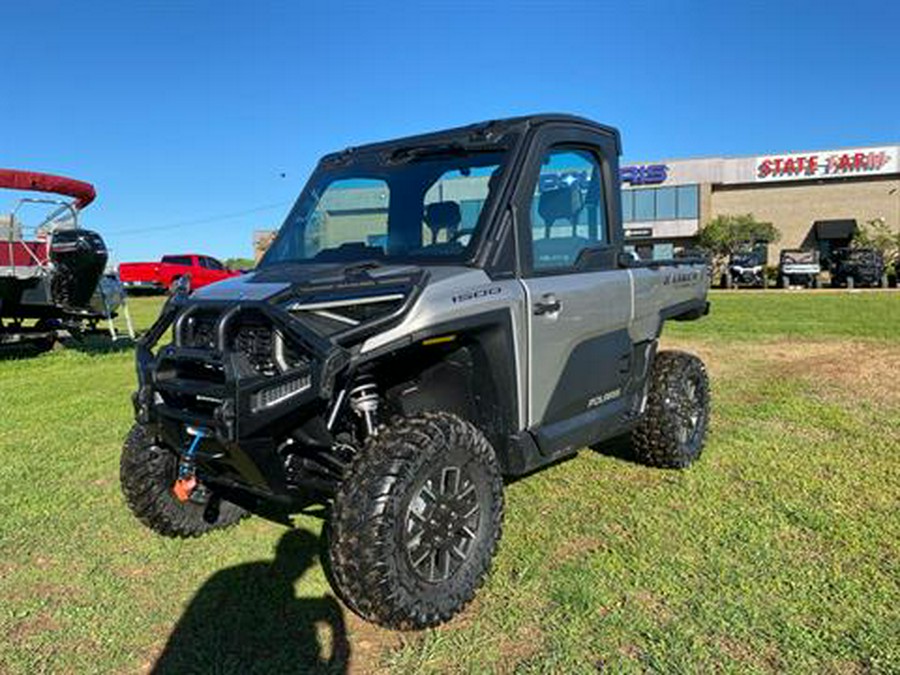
[320,114,622,165]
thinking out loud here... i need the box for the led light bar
[252,374,312,411]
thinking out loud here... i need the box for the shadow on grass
[591,432,642,466]
[152,529,349,675]
[0,332,141,361]
[63,334,138,355]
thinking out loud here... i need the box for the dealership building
[621,143,900,262]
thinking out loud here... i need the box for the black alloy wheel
[404,464,481,584]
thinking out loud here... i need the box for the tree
[853,218,899,267]
[696,214,781,280]
[223,257,256,271]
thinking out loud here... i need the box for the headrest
[538,185,584,226]
[424,201,462,231]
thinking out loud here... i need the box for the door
[196,256,220,287]
[201,256,228,283]
[516,141,634,454]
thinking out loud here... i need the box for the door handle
[534,294,562,316]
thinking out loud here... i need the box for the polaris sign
[539,164,668,192]
[620,164,668,185]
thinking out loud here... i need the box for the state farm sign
[755,146,898,182]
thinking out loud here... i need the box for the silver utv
[122,114,711,630]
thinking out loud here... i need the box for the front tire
[326,412,503,629]
[120,424,247,537]
[632,351,710,469]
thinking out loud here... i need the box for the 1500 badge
[452,286,502,304]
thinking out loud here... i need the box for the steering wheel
[449,229,473,247]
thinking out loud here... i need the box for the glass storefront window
[633,189,655,221]
[656,187,676,219]
[653,243,674,260]
[621,184,698,221]
[621,190,633,222]
[676,185,698,218]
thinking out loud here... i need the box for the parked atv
[779,249,821,289]
[121,114,712,629]
[727,251,765,288]
[830,247,887,288]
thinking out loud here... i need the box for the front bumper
[133,295,349,497]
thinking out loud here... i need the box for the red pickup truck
[119,254,241,293]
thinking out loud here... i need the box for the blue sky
[2,1,897,262]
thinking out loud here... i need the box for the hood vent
[287,293,405,333]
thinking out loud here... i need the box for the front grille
[234,323,277,376]
[178,308,310,378]
[184,311,218,350]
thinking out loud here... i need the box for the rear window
[162,256,193,266]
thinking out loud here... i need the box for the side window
[529,148,607,272]
[205,257,224,271]
[162,255,192,267]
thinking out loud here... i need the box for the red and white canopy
[0,169,96,210]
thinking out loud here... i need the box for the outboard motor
[49,229,108,310]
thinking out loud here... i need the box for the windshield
[261,146,511,267]
[732,253,761,266]
[781,250,817,264]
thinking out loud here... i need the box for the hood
[186,262,475,343]
[191,262,426,303]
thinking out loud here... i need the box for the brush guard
[134,293,350,500]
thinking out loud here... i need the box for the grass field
[1,291,899,674]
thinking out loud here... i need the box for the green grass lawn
[1,292,899,674]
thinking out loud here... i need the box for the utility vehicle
[779,248,821,289]
[829,247,886,288]
[727,250,765,288]
[121,115,711,629]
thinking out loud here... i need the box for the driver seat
[538,184,584,237]
[424,201,461,244]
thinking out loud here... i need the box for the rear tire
[120,424,247,537]
[326,412,503,629]
[632,351,710,469]
[167,276,191,295]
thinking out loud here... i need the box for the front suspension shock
[348,380,380,437]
